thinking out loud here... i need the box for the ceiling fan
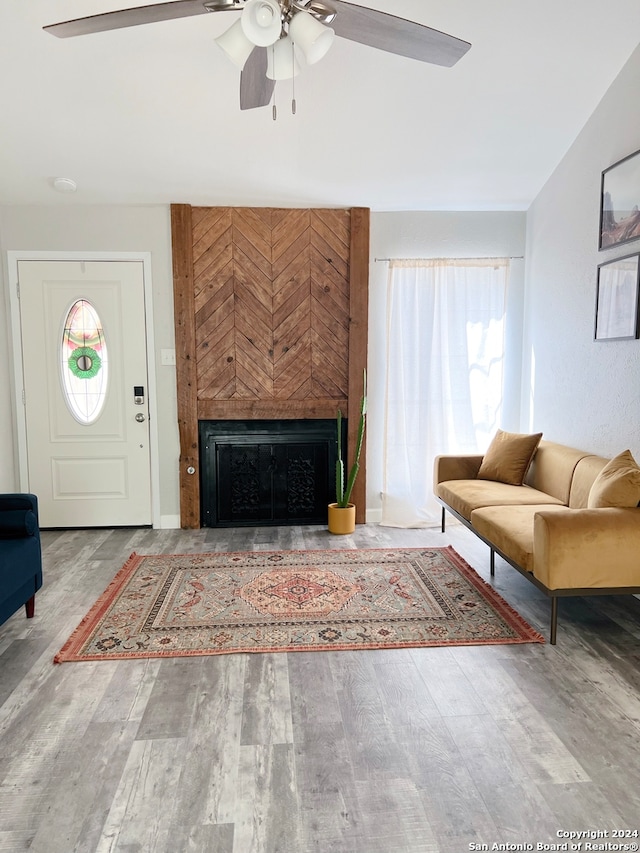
[44,0,471,112]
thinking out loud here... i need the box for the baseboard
[159,514,181,530]
[366,508,382,524]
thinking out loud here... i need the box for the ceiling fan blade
[330,0,470,67]
[44,0,243,39]
[240,47,275,110]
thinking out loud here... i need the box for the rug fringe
[442,546,545,643]
[54,552,141,663]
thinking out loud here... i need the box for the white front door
[17,260,152,527]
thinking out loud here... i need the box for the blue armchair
[0,494,43,628]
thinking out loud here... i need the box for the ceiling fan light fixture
[215,19,255,68]
[266,35,300,80]
[241,0,282,47]
[288,10,334,65]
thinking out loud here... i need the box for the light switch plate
[161,348,176,366]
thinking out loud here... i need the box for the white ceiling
[2,1,640,210]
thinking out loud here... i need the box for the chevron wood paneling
[192,207,351,408]
[171,204,369,528]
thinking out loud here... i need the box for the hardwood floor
[1,522,639,853]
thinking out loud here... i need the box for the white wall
[523,44,640,457]
[1,51,638,524]
[15,186,628,523]
[367,211,527,521]
[1,205,526,525]
[0,205,180,526]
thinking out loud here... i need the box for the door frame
[7,251,161,529]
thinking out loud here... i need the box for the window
[61,299,109,424]
[382,258,510,526]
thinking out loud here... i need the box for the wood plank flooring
[1,523,639,852]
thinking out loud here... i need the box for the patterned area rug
[54,546,543,662]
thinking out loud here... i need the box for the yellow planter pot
[327,502,356,535]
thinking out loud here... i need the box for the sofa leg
[25,595,35,619]
[441,507,446,533]
[490,549,495,578]
[550,597,558,645]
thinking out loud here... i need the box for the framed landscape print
[594,253,640,341]
[599,148,640,250]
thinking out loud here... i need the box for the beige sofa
[434,439,640,643]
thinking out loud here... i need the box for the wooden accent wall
[171,204,369,528]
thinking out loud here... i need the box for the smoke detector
[52,177,77,193]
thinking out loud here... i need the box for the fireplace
[199,420,342,527]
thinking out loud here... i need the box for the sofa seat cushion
[470,504,571,572]
[436,480,564,522]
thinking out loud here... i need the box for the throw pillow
[587,449,640,508]
[477,429,543,486]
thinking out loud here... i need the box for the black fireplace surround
[199,420,343,527]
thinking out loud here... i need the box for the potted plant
[328,372,367,534]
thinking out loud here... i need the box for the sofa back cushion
[524,441,592,504]
[569,455,609,507]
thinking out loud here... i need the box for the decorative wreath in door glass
[61,298,109,425]
[68,346,102,380]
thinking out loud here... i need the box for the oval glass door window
[61,299,109,424]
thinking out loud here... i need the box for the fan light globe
[256,6,274,26]
[266,35,300,80]
[241,0,282,47]
[288,10,334,64]
[215,19,255,68]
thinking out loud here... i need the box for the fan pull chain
[271,44,277,121]
[291,38,296,115]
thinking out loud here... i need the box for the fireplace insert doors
[199,420,343,527]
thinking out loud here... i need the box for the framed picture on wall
[599,148,640,250]
[594,253,640,341]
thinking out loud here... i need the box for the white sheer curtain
[381,258,510,527]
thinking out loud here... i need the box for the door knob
[135,413,146,422]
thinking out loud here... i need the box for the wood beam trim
[348,207,370,524]
[171,204,200,529]
[197,400,347,421]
